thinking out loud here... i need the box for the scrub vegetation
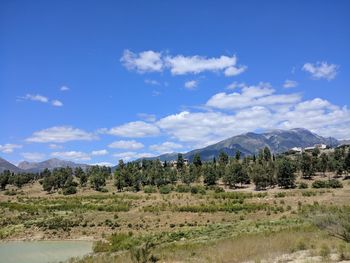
[1,145,350,262]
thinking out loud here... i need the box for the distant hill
[0,157,22,173]
[339,139,350,145]
[143,128,339,162]
[17,158,90,173]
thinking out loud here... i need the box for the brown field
[1,173,350,262]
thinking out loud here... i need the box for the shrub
[302,191,317,197]
[312,179,343,189]
[175,184,191,193]
[274,192,286,198]
[312,180,328,189]
[100,188,109,193]
[306,206,350,243]
[328,179,343,188]
[143,185,157,194]
[298,182,308,189]
[190,186,206,195]
[159,185,172,194]
[62,186,77,195]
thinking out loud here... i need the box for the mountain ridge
[141,128,339,162]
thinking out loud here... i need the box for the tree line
[0,146,349,194]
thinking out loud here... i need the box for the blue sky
[1,0,350,165]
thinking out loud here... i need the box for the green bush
[143,185,157,193]
[62,186,77,195]
[159,185,172,194]
[312,179,343,189]
[175,184,191,193]
[328,179,343,188]
[190,186,206,195]
[298,182,308,189]
[312,180,328,189]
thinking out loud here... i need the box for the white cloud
[48,144,63,149]
[137,113,156,122]
[21,94,64,107]
[103,121,160,138]
[21,152,46,162]
[224,65,247,76]
[121,50,246,77]
[51,100,63,107]
[0,144,22,154]
[165,54,246,76]
[108,140,144,150]
[283,80,298,88]
[184,80,198,90]
[60,86,69,91]
[91,149,108,156]
[113,152,156,162]
[206,82,301,110]
[302,62,339,80]
[149,141,183,154]
[155,82,350,144]
[121,49,163,73]
[51,151,91,161]
[227,82,246,90]
[22,94,49,103]
[26,126,97,143]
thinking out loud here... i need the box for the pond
[0,240,92,263]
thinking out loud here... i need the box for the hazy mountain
[17,158,90,173]
[145,128,339,162]
[0,157,23,173]
[339,139,350,145]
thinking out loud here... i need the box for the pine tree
[276,157,296,188]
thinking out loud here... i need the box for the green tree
[180,166,194,185]
[218,151,229,166]
[203,163,218,186]
[276,157,296,188]
[114,160,126,191]
[74,167,87,187]
[42,175,55,193]
[193,153,202,167]
[319,153,328,176]
[263,147,272,162]
[235,150,241,161]
[250,162,270,190]
[345,150,350,175]
[301,152,315,179]
[90,172,106,191]
[176,153,184,171]
[0,170,10,190]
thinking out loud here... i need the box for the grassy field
[1,174,350,262]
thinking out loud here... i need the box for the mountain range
[143,128,340,162]
[0,158,89,174]
[0,128,346,173]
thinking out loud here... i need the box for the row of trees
[1,146,349,193]
[41,166,111,193]
[114,146,350,191]
[0,165,111,194]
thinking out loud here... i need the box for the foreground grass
[1,177,350,262]
[69,224,350,263]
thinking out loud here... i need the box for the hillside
[146,128,339,162]
[0,157,22,173]
[17,158,90,173]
